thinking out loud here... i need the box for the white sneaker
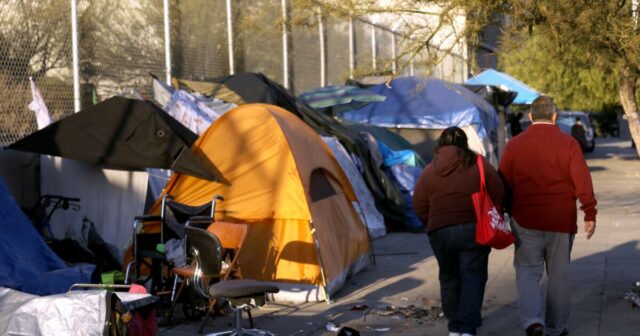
[448,333,461,336]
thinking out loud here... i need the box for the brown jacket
[413,146,504,233]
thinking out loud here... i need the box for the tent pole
[226,0,235,75]
[309,220,330,303]
[163,0,171,84]
[70,0,80,113]
[317,7,326,87]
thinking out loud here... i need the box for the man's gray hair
[530,96,556,121]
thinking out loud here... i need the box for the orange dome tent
[149,104,373,302]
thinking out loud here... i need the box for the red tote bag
[471,155,515,249]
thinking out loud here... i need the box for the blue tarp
[339,77,499,139]
[376,140,424,231]
[465,69,540,105]
[0,177,95,295]
[377,141,420,167]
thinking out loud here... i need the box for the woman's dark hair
[435,126,475,167]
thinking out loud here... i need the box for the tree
[0,0,73,139]
[498,0,640,155]
[0,0,165,139]
[499,30,619,112]
[289,0,507,77]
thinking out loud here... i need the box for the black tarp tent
[8,96,223,182]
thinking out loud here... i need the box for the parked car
[515,111,595,152]
[556,111,595,152]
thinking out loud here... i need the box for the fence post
[317,7,326,87]
[163,0,171,84]
[391,31,397,74]
[410,59,415,76]
[70,0,80,112]
[281,0,289,89]
[370,25,376,70]
[348,16,354,79]
[226,0,235,75]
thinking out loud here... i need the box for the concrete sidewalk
[163,139,640,336]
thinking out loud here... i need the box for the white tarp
[322,136,386,239]
[460,124,498,167]
[147,79,237,200]
[152,78,236,135]
[0,288,108,336]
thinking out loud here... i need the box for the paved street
[164,138,640,336]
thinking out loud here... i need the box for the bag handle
[476,154,486,191]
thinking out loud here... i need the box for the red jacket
[499,123,597,233]
[413,146,504,234]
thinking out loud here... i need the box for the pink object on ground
[128,284,147,294]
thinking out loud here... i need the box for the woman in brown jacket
[413,127,504,336]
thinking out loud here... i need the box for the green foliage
[499,30,619,112]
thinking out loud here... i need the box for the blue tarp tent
[339,77,499,139]
[0,177,95,295]
[465,69,540,105]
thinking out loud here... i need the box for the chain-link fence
[79,0,166,101]
[171,0,229,80]
[0,1,73,144]
[325,20,351,85]
[0,0,468,145]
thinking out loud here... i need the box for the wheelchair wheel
[182,287,206,321]
[182,300,204,321]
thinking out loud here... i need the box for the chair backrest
[184,226,223,278]
[207,222,249,251]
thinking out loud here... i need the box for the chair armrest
[134,215,162,222]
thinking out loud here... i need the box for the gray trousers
[512,220,574,336]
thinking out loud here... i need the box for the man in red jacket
[499,96,597,336]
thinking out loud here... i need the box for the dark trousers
[429,223,491,335]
